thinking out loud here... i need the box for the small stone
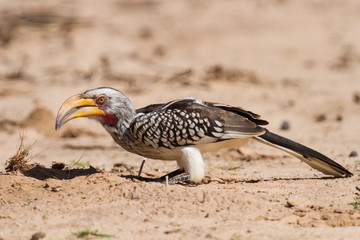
[31,232,46,240]
[51,187,60,192]
[280,120,290,130]
[333,209,342,214]
[353,92,360,104]
[336,114,343,122]
[153,45,166,57]
[349,151,358,157]
[285,201,295,208]
[43,183,49,189]
[315,114,326,122]
[51,162,65,170]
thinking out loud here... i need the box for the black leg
[138,159,146,176]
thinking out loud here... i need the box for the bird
[55,87,352,183]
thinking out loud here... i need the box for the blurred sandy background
[1,0,360,239]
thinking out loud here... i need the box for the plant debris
[5,133,35,172]
[73,229,115,238]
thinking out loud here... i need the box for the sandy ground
[1,0,360,239]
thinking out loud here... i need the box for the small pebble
[349,151,358,157]
[280,120,290,130]
[51,187,60,192]
[31,232,46,240]
[336,114,343,122]
[315,114,326,122]
[205,233,213,238]
[285,201,295,208]
[353,92,360,104]
[333,209,342,214]
[51,162,65,170]
[321,214,330,220]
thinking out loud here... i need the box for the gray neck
[101,109,139,155]
[102,105,136,136]
[117,108,136,136]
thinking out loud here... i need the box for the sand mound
[23,106,56,137]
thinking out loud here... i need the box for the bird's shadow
[121,174,338,184]
[15,164,341,183]
[20,164,99,180]
[122,174,162,182]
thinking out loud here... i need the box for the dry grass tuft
[5,133,35,172]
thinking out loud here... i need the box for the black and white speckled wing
[130,98,267,149]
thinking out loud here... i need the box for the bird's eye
[96,96,107,105]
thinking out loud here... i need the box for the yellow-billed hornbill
[55,87,352,183]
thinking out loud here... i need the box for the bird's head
[55,87,135,131]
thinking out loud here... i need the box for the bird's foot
[156,168,185,182]
[157,168,191,184]
[123,168,190,184]
[166,173,190,184]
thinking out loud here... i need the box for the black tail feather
[257,130,352,178]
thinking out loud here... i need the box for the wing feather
[132,98,267,148]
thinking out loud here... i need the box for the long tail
[255,130,352,178]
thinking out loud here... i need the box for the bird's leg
[138,158,146,177]
[157,168,185,182]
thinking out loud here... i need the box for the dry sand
[1,0,360,239]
